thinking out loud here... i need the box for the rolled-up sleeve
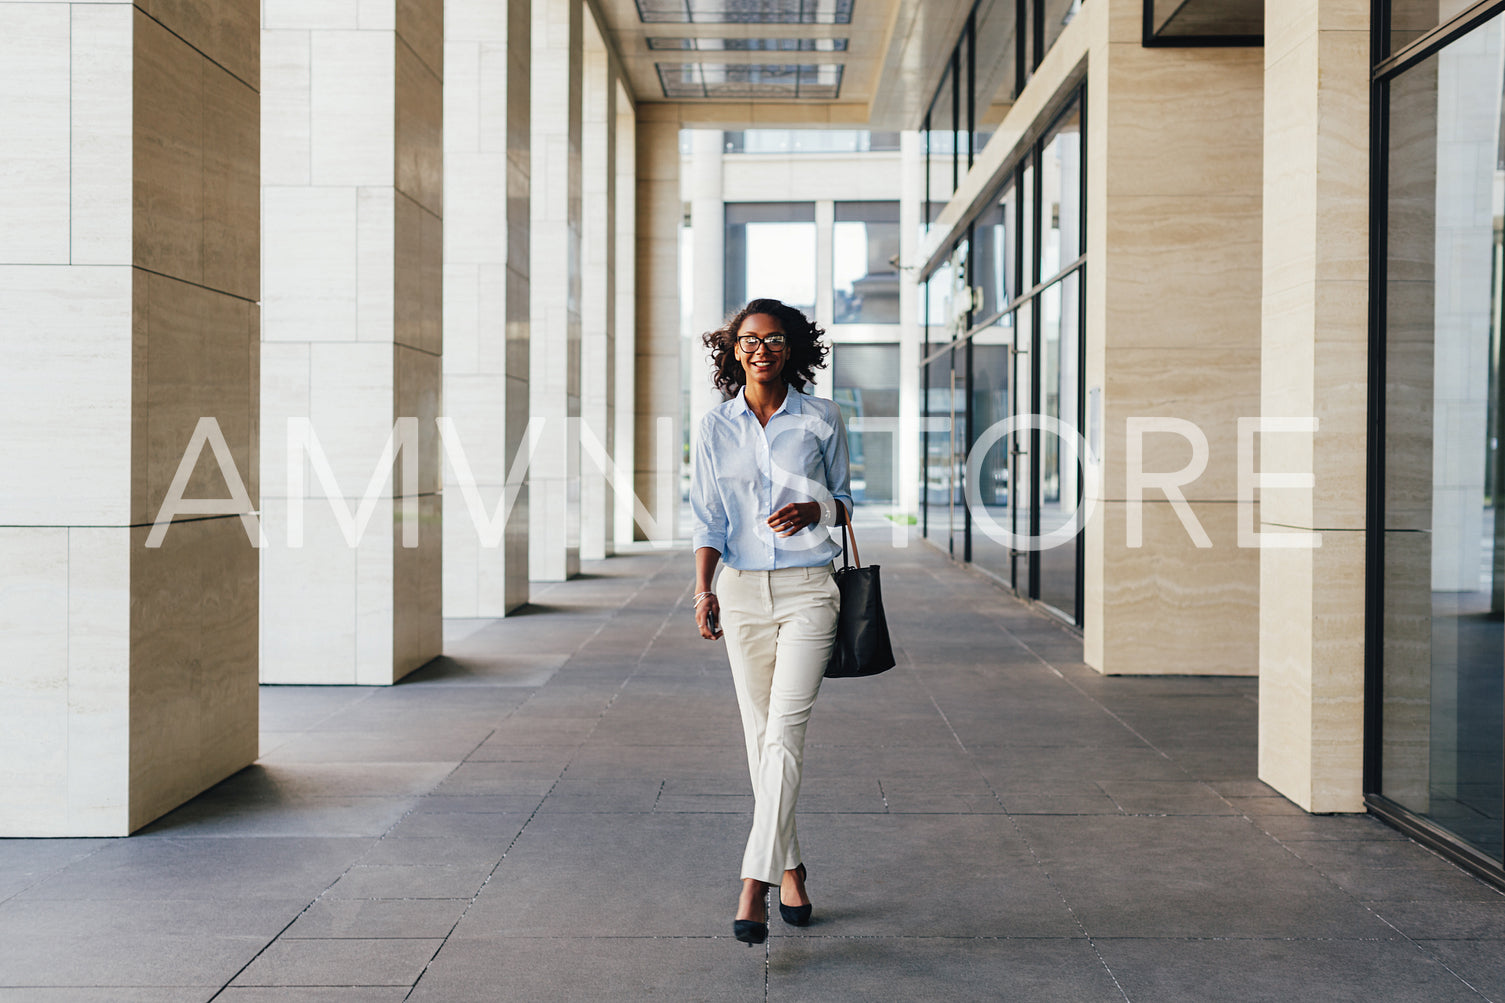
[690,419,728,554]
[819,402,854,526]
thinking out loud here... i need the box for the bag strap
[838,509,862,569]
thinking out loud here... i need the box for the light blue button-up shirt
[691,386,853,571]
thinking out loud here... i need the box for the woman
[690,298,852,946]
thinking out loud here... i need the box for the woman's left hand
[767,501,823,537]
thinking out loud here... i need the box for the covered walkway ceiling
[591,0,974,129]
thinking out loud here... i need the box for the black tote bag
[824,518,896,678]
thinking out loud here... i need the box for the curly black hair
[701,298,830,399]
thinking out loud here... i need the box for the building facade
[0,0,1501,891]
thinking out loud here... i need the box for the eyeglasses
[737,333,788,353]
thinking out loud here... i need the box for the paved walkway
[3,522,1505,1001]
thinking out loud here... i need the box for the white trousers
[718,563,840,886]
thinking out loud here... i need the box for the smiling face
[734,313,789,390]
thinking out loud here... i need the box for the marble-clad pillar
[614,83,639,548]
[1080,0,1265,676]
[0,1,259,834]
[261,0,444,684]
[528,0,583,580]
[442,0,531,615]
[580,12,616,561]
[1258,0,1370,812]
[634,107,682,544]
[688,130,725,443]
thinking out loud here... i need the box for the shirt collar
[736,384,802,420]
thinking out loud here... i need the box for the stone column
[261,0,444,685]
[442,0,531,616]
[614,84,640,547]
[580,14,615,561]
[1257,0,1370,812]
[898,130,925,526]
[0,1,259,835]
[1081,0,1265,676]
[635,107,683,544]
[528,0,582,580]
[688,130,725,444]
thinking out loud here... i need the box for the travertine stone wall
[634,107,683,544]
[687,130,725,446]
[613,82,638,548]
[1258,0,1370,812]
[261,0,443,684]
[1081,0,1265,676]
[442,0,531,616]
[0,1,260,835]
[580,13,616,561]
[529,0,583,580]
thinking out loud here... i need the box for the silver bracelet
[693,591,715,607]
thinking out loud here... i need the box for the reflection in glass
[969,333,1014,587]
[833,202,901,324]
[926,65,958,209]
[1380,14,1505,863]
[1042,106,1082,279]
[723,203,816,316]
[833,344,901,503]
[1389,0,1479,57]
[923,350,958,549]
[1013,299,1035,593]
[973,182,1016,322]
[1038,274,1081,619]
[1022,160,1036,288]
[1043,0,1081,56]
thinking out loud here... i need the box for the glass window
[926,63,958,209]
[723,203,817,316]
[833,344,901,503]
[969,329,1014,586]
[1388,0,1478,57]
[1379,11,1505,864]
[1037,272,1081,619]
[1042,106,1082,278]
[974,181,1017,321]
[1044,0,1081,55]
[923,349,958,543]
[833,202,901,324]
[723,130,902,154]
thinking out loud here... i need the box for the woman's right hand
[697,593,722,640]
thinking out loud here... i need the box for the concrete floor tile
[381,811,533,840]
[0,992,213,1002]
[138,797,419,839]
[1095,937,1484,1003]
[1285,840,1504,902]
[0,839,110,902]
[1015,816,1401,939]
[769,937,1112,1002]
[408,936,764,1002]
[429,763,561,797]
[357,835,516,866]
[216,991,408,1002]
[10,838,373,901]
[451,813,749,938]
[324,863,495,900]
[1255,814,1410,842]
[1416,939,1505,1000]
[0,897,301,986]
[1371,899,1505,939]
[783,814,1080,938]
[230,938,442,987]
[283,898,470,939]
[9,536,1503,999]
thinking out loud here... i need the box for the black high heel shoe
[779,863,812,927]
[734,882,768,945]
